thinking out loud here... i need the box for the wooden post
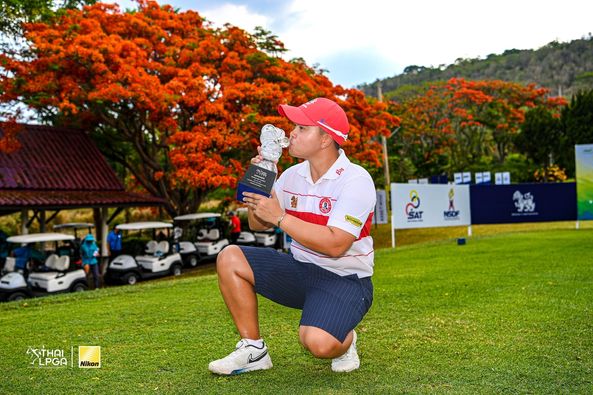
[20,209,28,235]
[391,214,396,248]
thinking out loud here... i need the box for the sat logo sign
[392,183,471,230]
[405,190,423,221]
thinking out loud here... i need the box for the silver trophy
[237,124,289,201]
[256,124,290,173]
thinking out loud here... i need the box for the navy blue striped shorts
[239,246,373,343]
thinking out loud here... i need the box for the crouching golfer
[209,98,376,375]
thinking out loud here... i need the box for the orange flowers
[1,1,398,215]
[395,78,567,176]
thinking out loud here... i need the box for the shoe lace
[234,340,246,350]
[221,340,247,359]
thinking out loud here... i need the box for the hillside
[360,35,593,101]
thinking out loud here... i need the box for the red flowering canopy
[0,1,399,215]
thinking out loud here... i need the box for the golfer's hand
[242,190,283,225]
[250,146,264,165]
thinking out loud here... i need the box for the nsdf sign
[470,183,576,224]
[391,183,471,229]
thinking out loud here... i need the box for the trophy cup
[237,124,289,202]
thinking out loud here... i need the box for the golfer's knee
[216,245,253,280]
[216,245,241,270]
[300,333,338,358]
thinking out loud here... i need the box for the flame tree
[0,1,399,215]
[392,78,566,178]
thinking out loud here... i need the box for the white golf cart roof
[7,232,75,244]
[53,222,95,230]
[174,212,221,221]
[116,221,173,230]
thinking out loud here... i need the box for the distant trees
[514,106,561,168]
[389,78,566,180]
[558,89,593,176]
[514,89,593,178]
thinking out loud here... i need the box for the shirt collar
[297,149,351,184]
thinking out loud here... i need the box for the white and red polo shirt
[274,149,376,278]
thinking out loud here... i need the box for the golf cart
[236,229,277,247]
[53,222,94,240]
[233,207,256,246]
[254,229,278,247]
[0,233,88,302]
[233,208,278,247]
[105,222,183,285]
[173,213,229,265]
[53,222,95,263]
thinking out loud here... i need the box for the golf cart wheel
[188,254,199,267]
[171,264,182,276]
[71,282,88,292]
[124,273,139,285]
[7,292,27,301]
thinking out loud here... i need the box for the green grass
[370,219,593,249]
[1,229,593,394]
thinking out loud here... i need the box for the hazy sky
[110,0,592,88]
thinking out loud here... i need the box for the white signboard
[495,172,503,185]
[475,173,483,184]
[462,172,471,184]
[373,190,388,225]
[503,172,511,185]
[418,178,429,184]
[391,183,471,229]
[454,173,463,184]
[483,172,491,184]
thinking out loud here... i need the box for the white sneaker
[208,339,273,375]
[331,330,360,372]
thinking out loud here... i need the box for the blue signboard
[470,183,576,224]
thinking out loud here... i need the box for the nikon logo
[78,346,101,368]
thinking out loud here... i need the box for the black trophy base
[236,164,276,202]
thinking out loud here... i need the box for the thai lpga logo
[444,188,460,220]
[27,346,69,367]
[405,190,423,221]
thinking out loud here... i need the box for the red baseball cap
[278,98,349,145]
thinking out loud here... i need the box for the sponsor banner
[470,183,576,224]
[495,172,503,185]
[502,172,511,184]
[462,172,471,184]
[483,172,491,184]
[391,183,471,229]
[475,172,491,184]
[575,144,593,220]
[373,190,388,225]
